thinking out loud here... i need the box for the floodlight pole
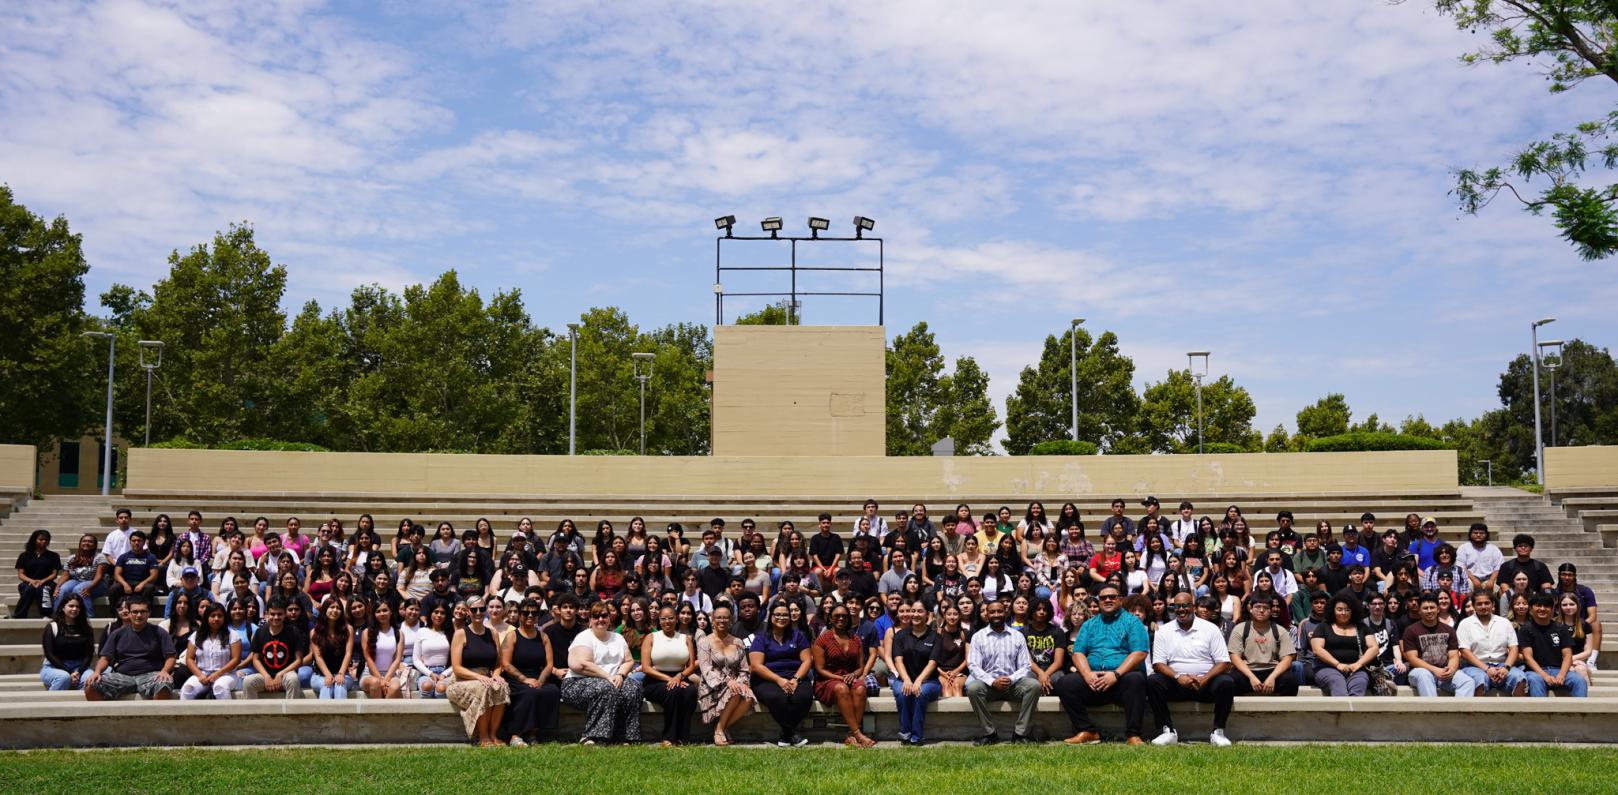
[568,323,580,456]
[1069,318,1084,442]
[1531,318,1554,485]
[83,332,115,495]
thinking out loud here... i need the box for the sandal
[713,729,730,747]
[856,732,877,747]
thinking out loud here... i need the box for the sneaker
[579,738,596,746]
[1151,728,1178,746]
[509,736,528,748]
[789,735,810,748]
[1010,733,1035,744]
[972,733,999,746]
[1209,729,1232,748]
[897,731,913,744]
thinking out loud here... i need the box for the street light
[1187,351,1211,454]
[567,323,580,456]
[1069,318,1085,442]
[632,352,655,455]
[1540,339,1565,448]
[82,331,115,495]
[1531,317,1555,484]
[1477,459,1493,487]
[137,340,164,447]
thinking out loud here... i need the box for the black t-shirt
[1362,617,1397,667]
[1020,623,1069,671]
[844,568,878,603]
[1517,620,1573,669]
[1499,558,1553,593]
[252,624,305,678]
[15,550,62,580]
[1321,565,1350,595]
[1309,623,1368,667]
[1369,548,1411,577]
[102,623,176,676]
[809,532,845,567]
[543,620,584,684]
[891,628,939,681]
[420,589,463,618]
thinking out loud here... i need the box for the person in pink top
[283,517,310,559]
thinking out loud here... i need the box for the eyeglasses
[520,610,541,617]
[469,607,486,614]
[1172,604,1195,611]
[1096,594,1119,601]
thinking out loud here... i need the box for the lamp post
[632,352,655,455]
[137,340,164,447]
[82,331,115,496]
[1478,459,1493,487]
[567,323,580,456]
[1069,318,1085,442]
[1540,339,1564,449]
[1187,351,1211,454]
[1531,318,1555,484]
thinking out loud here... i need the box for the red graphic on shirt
[260,639,291,671]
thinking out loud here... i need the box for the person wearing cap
[1408,518,1444,574]
[1340,518,1372,569]
[1146,592,1236,747]
[1133,497,1163,537]
[535,535,581,590]
[546,520,586,560]
[693,527,726,571]
[165,566,214,619]
[1056,582,1150,745]
[697,547,731,599]
[1455,522,1503,594]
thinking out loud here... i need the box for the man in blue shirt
[1055,582,1150,745]
[1409,517,1443,574]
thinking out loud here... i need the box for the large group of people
[17,496,1603,745]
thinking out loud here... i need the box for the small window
[58,441,80,489]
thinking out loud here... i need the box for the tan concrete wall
[1547,446,1618,489]
[711,325,885,456]
[0,445,33,492]
[127,448,1459,497]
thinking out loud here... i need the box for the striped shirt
[967,624,1031,686]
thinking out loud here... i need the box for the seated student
[107,531,161,607]
[812,603,875,748]
[241,598,305,699]
[1055,583,1149,745]
[749,601,815,747]
[1147,593,1237,747]
[84,596,177,701]
[1518,592,1589,697]
[180,604,242,700]
[1457,590,1526,696]
[449,597,512,746]
[40,593,95,691]
[501,597,561,746]
[965,600,1043,745]
[1401,591,1479,698]
[561,601,641,746]
[413,601,454,698]
[1227,595,1299,696]
[1310,594,1379,697]
[640,604,699,747]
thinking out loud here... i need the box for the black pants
[1054,670,1148,738]
[643,678,699,743]
[13,581,55,618]
[104,581,156,612]
[502,678,561,740]
[752,678,813,740]
[1231,667,1299,697]
[1146,672,1235,731]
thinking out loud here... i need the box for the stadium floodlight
[760,217,783,238]
[807,217,829,239]
[853,216,876,239]
[714,215,736,237]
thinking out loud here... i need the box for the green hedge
[1028,440,1099,456]
[1304,432,1452,453]
[582,449,637,456]
[150,438,330,452]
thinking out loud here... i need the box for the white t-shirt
[567,630,629,679]
[1456,614,1516,666]
[1456,543,1504,580]
[1152,617,1230,677]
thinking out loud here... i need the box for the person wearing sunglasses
[562,602,643,745]
[499,597,560,745]
[1055,583,1150,745]
[1146,592,1236,747]
[448,596,510,747]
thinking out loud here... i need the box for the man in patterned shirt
[965,600,1042,745]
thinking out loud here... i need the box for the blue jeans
[312,672,354,699]
[1408,667,1479,697]
[1525,666,1589,697]
[1460,665,1525,695]
[297,666,315,689]
[891,679,942,741]
[41,662,87,691]
[56,580,107,617]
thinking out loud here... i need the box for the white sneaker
[1151,728,1179,746]
[509,735,528,747]
[1209,729,1232,747]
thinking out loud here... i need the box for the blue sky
[4,0,1615,446]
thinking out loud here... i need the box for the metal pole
[1196,375,1204,455]
[143,366,153,447]
[567,323,579,456]
[1070,330,1078,442]
[639,374,647,455]
[1550,368,1558,448]
[789,239,797,325]
[1530,319,1551,485]
[83,334,116,496]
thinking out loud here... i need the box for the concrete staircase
[0,495,112,616]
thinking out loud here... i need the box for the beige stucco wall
[1546,446,1618,489]
[711,325,885,456]
[0,444,35,492]
[127,448,1458,497]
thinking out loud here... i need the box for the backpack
[1238,621,1283,671]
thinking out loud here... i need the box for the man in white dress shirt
[1147,592,1236,747]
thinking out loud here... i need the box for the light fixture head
[632,352,655,361]
[82,331,112,340]
[714,215,736,230]
[807,217,830,231]
[712,283,724,295]
[760,217,784,232]
[566,322,580,332]
[1533,317,1556,327]
[1187,350,1211,357]
[854,216,875,231]
[1071,318,1085,327]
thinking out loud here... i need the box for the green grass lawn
[5,744,1618,794]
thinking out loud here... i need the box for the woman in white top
[165,539,200,591]
[361,600,405,699]
[397,599,422,696]
[413,602,453,698]
[397,548,435,601]
[640,604,698,746]
[180,604,242,700]
[561,602,643,745]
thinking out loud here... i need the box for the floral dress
[696,634,751,723]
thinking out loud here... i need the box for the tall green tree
[1004,327,1138,454]
[1296,393,1353,439]
[884,323,999,455]
[102,224,287,446]
[936,356,1000,455]
[1489,339,1618,472]
[1137,369,1260,453]
[0,186,96,451]
[733,300,800,325]
[1438,1,1618,259]
[643,322,713,455]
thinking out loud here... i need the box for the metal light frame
[137,340,165,447]
[1539,339,1565,449]
[1069,318,1085,442]
[633,352,655,455]
[714,215,884,326]
[1187,351,1211,454]
[82,331,116,495]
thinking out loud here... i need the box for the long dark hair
[25,529,51,554]
[312,598,350,652]
[366,600,399,660]
[52,593,92,637]
[196,604,231,646]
